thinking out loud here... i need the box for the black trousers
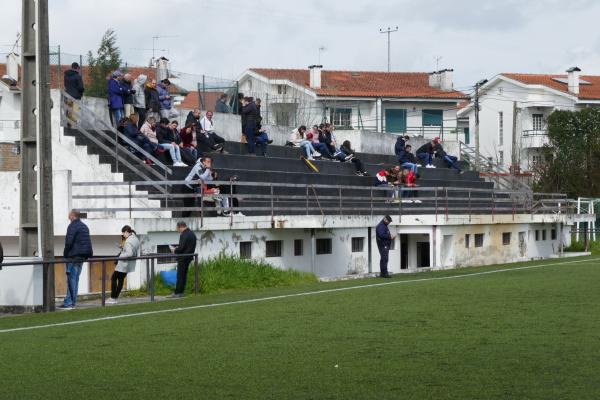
[135,107,146,129]
[351,157,364,173]
[175,258,192,295]
[377,241,389,276]
[209,132,225,145]
[181,185,197,217]
[110,271,127,299]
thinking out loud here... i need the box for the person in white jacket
[132,74,147,129]
[288,125,321,160]
[107,225,141,304]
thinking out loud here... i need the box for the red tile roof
[249,68,467,99]
[178,91,225,111]
[503,73,600,100]
[0,63,185,94]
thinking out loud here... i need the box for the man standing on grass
[61,210,93,309]
[376,215,394,278]
[169,221,197,298]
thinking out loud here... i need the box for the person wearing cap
[376,215,394,278]
[416,138,439,168]
[108,70,131,127]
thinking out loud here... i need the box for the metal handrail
[0,253,200,310]
[60,90,172,174]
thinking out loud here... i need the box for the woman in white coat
[107,226,140,304]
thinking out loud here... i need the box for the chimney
[156,57,170,82]
[1,52,19,86]
[309,65,322,89]
[567,66,581,95]
[428,70,441,89]
[439,69,454,91]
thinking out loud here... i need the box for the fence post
[270,184,274,222]
[306,186,309,215]
[491,190,495,222]
[101,260,106,307]
[200,188,204,228]
[194,254,199,296]
[370,188,373,217]
[468,190,472,222]
[145,258,150,294]
[434,188,438,222]
[584,223,589,252]
[128,182,132,219]
[339,187,342,215]
[444,188,449,222]
[150,258,155,302]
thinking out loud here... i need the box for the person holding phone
[168,221,197,298]
[107,225,140,304]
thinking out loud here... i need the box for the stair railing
[60,91,172,194]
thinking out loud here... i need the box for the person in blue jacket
[157,79,179,119]
[61,210,93,309]
[394,135,410,160]
[108,70,134,127]
[375,215,395,278]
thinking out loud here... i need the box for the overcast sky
[1,0,600,90]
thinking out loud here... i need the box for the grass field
[1,256,599,399]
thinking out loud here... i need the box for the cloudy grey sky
[1,0,600,89]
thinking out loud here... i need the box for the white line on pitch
[0,257,597,334]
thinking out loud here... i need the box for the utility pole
[473,79,488,170]
[379,26,398,72]
[20,0,55,311]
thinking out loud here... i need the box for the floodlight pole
[20,0,55,311]
[379,26,398,72]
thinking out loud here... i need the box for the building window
[385,109,407,133]
[330,108,352,129]
[551,228,557,240]
[352,237,365,253]
[240,242,252,259]
[498,150,504,165]
[294,239,303,256]
[474,233,484,248]
[532,113,544,131]
[277,84,287,95]
[316,238,332,255]
[502,232,511,246]
[542,229,547,241]
[265,240,283,258]
[422,109,443,126]
[156,244,178,264]
[389,237,396,250]
[498,111,504,145]
[275,110,290,126]
[535,230,540,241]
[465,234,470,248]
[463,127,470,144]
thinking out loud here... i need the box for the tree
[534,108,600,197]
[86,29,122,98]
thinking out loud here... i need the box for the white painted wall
[0,258,43,308]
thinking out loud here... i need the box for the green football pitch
[1,256,599,400]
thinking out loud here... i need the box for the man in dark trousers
[169,221,197,298]
[61,209,93,309]
[63,62,84,99]
[375,215,395,278]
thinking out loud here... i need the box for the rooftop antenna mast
[151,35,178,64]
[434,55,443,71]
[318,46,326,64]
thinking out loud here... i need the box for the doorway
[416,242,430,268]
[400,234,408,269]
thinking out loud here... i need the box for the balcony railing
[522,129,547,137]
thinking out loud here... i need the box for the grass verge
[146,255,318,295]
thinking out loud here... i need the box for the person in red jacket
[401,168,421,203]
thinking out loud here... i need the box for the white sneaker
[106,298,117,305]
[414,200,422,203]
[308,156,315,161]
[234,212,245,216]
[174,162,187,167]
[313,151,322,157]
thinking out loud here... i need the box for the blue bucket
[159,270,178,287]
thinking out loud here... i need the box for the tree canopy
[534,108,600,197]
[86,29,122,98]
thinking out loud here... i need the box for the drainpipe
[310,228,316,274]
[367,227,372,273]
[431,226,437,268]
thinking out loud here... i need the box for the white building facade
[238,67,467,142]
[458,67,600,173]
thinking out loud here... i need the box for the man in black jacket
[416,138,439,168]
[399,144,419,174]
[64,62,84,99]
[376,215,394,278]
[61,210,93,309]
[169,221,197,297]
[241,97,260,154]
